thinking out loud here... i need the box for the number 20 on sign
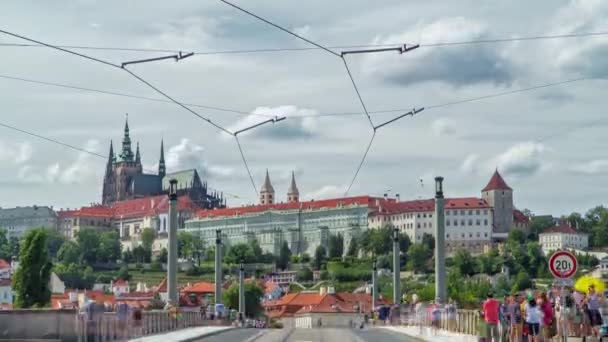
[548,250,577,279]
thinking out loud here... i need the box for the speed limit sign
[549,250,577,279]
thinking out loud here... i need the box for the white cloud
[0,141,33,164]
[207,165,234,178]
[364,17,513,86]
[293,25,312,39]
[494,142,546,177]
[460,154,480,174]
[225,106,319,140]
[303,185,345,200]
[166,138,205,172]
[431,118,456,137]
[46,163,60,182]
[58,139,101,184]
[571,159,608,174]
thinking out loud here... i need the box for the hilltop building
[0,205,57,239]
[538,220,589,254]
[101,118,225,209]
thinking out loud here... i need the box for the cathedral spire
[135,142,141,163]
[158,139,166,178]
[260,169,275,205]
[120,114,134,162]
[287,171,299,203]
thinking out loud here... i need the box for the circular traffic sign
[549,250,577,279]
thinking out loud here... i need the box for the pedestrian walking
[507,294,523,342]
[483,293,500,342]
[525,297,542,342]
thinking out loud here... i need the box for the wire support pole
[344,131,376,196]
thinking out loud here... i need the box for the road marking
[244,330,268,342]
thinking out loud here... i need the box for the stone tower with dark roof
[481,169,514,233]
[287,171,299,203]
[260,169,275,205]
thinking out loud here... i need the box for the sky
[0,0,607,216]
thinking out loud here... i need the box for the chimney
[396,194,400,202]
[383,193,388,200]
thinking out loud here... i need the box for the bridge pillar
[392,227,400,305]
[167,179,178,305]
[215,229,222,304]
[372,259,378,310]
[239,260,245,320]
[434,176,446,304]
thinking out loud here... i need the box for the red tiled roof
[116,291,154,299]
[513,209,529,224]
[541,222,586,235]
[75,206,114,218]
[112,195,196,220]
[57,210,78,220]
[482,170,512,192]
[196,196,373,219]
[0,259,10,270]
[182,281,215,294]
[267,292,389,317]
[371,197,489,216]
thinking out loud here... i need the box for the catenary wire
[341,57,375,129]
[1,31,607,54]
[0,74,272,118]
[234,135,258,192]
[0,29,270,196]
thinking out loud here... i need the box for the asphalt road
[199,327,418,342]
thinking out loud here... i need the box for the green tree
[346,238,359,257]
[45,229,66,260]
[140,228,156,252]
[495,275,511,297]
[223,282,264,318]
[508,229,526,244]
[13,228,52,308]
[328,234,344,258]
[122,249,134,263]
[76,228,100,264]
[178,231,195,259]
[407,243,430,274]
[250,239,263,260]
[477,252,499,275]
[54,263,95,289]
[0,228,10,259]
[9,236,20,259]
[313,245,327,270]
[157,248,168,263]
[132,245,149,263]
[98,231,121,263]
[399,233,412,254]
[452,249,476,276]
[421,233,435,252]
[297,267,313,282]
[528,216,555,240]
[276,241,291,270]
[57,240,81,265]
[301,253,311,263]
[117,265,131,281]
[511,270,532,292]
[225,243,255,264]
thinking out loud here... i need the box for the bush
[95,274,113,284]
[150,261,162,272]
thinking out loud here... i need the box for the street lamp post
[239,259,245,321]
[392,227,400,306]
[372,258,378,311]
[434,176,446,304]
[167,179,178,305]
[215,229,222,305]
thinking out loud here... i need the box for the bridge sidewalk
[129,326,233,342]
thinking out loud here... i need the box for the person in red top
[483,293,500,342]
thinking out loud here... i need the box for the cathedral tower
[260,169,275,205]
[158,139,166,178]
[481,169,514,233]
[287,171,299,203]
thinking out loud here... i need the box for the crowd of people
[479,284,606,342]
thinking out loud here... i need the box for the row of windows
[541,235,584,242]
[374,209,490,223]
[414,232,489,240]
[446,209,488,216]
[446,219,488,227]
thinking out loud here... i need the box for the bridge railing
[400,307,480,336]
[76,310,231,342]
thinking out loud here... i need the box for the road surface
[198,327,417,342]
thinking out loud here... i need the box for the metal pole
[239,260,245,319]
[393,228,400,305]
[434,176,446,304]
[167,179,178,305]
[215,229,222,304]
[372,259,378,311]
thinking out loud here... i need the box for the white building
[0,259,10,280]
[111,279,130,296]
[268,271,298,286]
[0,206,58,239]
[0,279,12,307]
[367,171,529,253]
[539,221,589,254]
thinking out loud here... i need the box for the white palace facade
[184,170,529,256]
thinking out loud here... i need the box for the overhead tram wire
[0,28,285,196]
[1,31,608,54]
[0,74,272,118]
[218,0,423,195]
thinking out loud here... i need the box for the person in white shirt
[525,298,543,342]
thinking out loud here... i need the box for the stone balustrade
[402,308,480,337]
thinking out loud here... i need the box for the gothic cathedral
[101,118,226,209]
